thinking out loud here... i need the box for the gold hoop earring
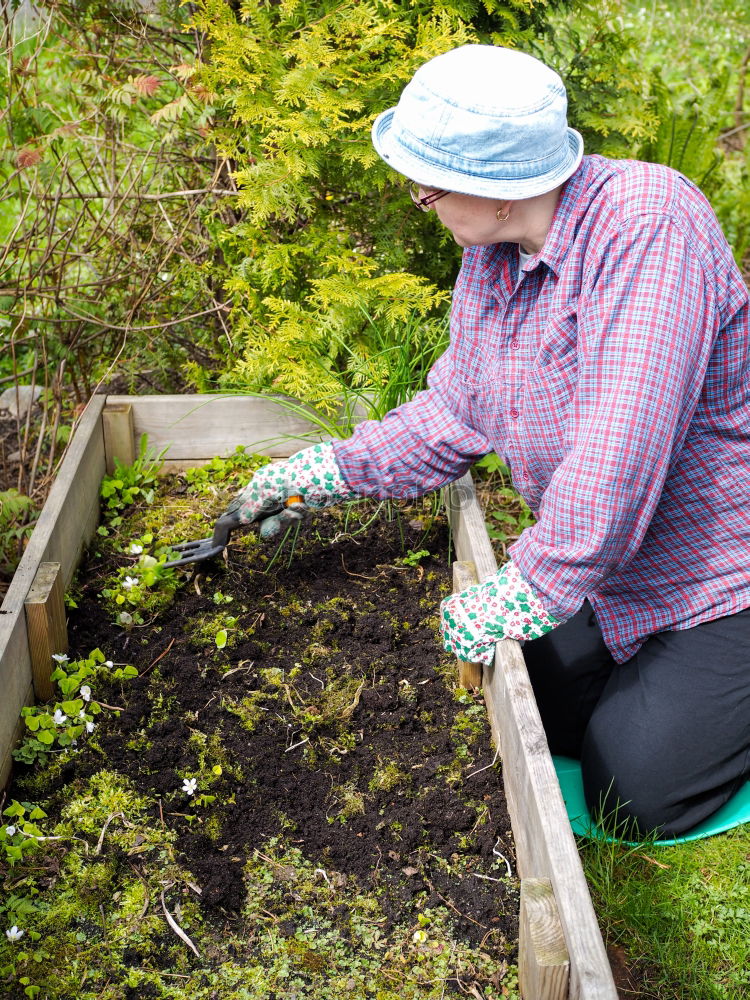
[496,207,510,223]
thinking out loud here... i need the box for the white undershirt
[516,245,534,288]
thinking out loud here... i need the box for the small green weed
[395,548,430,567]
[98,435,164,534]
[181,447,269,494]
[189,610,241,650]
[13,650,137,767]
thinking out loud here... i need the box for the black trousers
[523,603,750,838]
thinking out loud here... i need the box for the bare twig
[160,887,201,958]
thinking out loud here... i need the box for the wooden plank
[0,395,106,789]
[106,394,363,461]
[452,561,483,689]
[445,474,617,1000]
[519,877,570,1000]
[24,562,67,702]
[102,402,135,474]
[445,472,498,582]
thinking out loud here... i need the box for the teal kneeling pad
[552,755,750,846]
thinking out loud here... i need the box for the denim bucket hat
[372,45,584,200]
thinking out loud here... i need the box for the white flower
[128,543,143,555]
[80,685,91,702]
[86,721,96,734]
[51,653,69,664]
[53,709,67,725]
[105,660,113,668]
[182,777,197,796]
[5,826,16,837]
[122,576,139,590]
[6,926,24,942]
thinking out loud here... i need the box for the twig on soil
[94,812,125,854]
[465,746,500,779]
[198,695,217,716]
[424,879,488,930]
[492,839,513,879]
[160,886,201,958]
[140,637,175,677]
[96,701,125,712]
[314,867,332,886]
[340,553,382,580]
[285,736,309,753]
[221,660,254,679]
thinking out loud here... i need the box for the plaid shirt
[333,155,750,662]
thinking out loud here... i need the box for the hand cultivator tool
[164,496,303,568]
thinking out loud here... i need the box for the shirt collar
[535,156,595,276]
[472,155,597,282]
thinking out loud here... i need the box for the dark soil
[8,496,520,992]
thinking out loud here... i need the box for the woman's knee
[581,741,679,837]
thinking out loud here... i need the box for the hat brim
[372,107,584,201]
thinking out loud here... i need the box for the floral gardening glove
[440,560,561,666]
[227,442,357,539]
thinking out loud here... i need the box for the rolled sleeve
[511,216,719,619]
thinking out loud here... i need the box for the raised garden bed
[0,395,618,999]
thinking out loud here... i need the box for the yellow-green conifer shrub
[187,0,571,405]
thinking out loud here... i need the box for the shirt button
[510,339,520,350]
[509,407,519,419]
[522,470,530,481]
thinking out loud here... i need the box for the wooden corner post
[519,877,571,1000]
[24,561,68,702]
[452,560,483,689]
[102,402,135,474]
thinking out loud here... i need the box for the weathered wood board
[105,393,347,465]
[445,472,618,1000]
[0,396,107,787]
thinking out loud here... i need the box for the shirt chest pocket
[524,311,579,411]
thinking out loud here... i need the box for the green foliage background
[0,0,747,472]
[2,0,747,422]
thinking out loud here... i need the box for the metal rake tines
[163,536,226,567]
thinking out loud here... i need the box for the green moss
[328,782,366,823]
[188,610,242,650]
[369,761,410,793]
[223,689,268,733]
[450,705,486,748]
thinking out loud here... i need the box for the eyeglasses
[408,182,450,211]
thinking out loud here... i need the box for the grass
[580,825,750,997]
